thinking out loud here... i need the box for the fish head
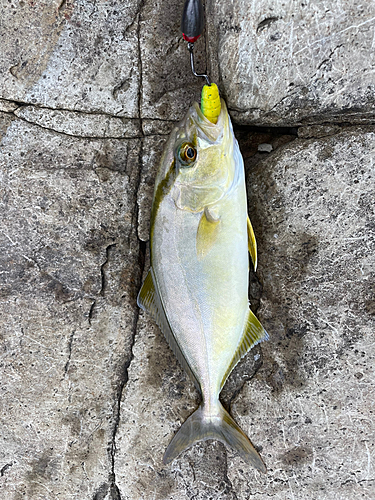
[155,99,238,213]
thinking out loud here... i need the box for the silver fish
[138,99,268,472]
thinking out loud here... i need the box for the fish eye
[178,142,197,166]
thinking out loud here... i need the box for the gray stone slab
[0,114,144,498]
[142,118,177,136]
[0,0,140,117]
[207,0,375,125]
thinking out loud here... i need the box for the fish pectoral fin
[137,268,201,393]
[247,216,257,271]
[220,309,269,389]
[163,402,266,472]
[196,207,221,260]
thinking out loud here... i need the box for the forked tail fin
[163,402,266,472]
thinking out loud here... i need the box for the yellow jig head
[201,83,221,124]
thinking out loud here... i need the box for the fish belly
[152,184,249,400]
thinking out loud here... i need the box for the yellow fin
[247,216,257,271]
[201,83,221,124]
[220,309,269,389]
[137,269,201,393]
[196,208,220,260]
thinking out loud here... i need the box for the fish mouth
[191,98,228,144]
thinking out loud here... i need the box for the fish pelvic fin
[163,402,266,473]
[137,269,201,393]
[247,216,257,271]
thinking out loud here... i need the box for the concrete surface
[207,0,375,125]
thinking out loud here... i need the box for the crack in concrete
[14,114,143,141]
[88,300,96,326]
[222,454,239,500]
[57,0,67,12]
[217,126,294,415]
[106,7,147,499]
[234,123,298,136]
[0,462,13,476]
[86,243,116,326]
[108,478,122,500]
[92,482,110,500]
[1,97,179,123]
[229,44,366,128]
[0,97,140,119]
[64,329,75,376]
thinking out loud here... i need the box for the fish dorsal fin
[196,207,221,260]
[247,216,257,271]
[137,269,201,394]
[220,309,269,390]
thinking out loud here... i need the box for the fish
[137,84,269,472]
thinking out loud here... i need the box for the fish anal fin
[137,269,201,393]
[196,207,221,260]
[247,216,257,271]
[220,309,269,389]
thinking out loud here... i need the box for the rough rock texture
[0,113,144,497]
[233,127,375,499]
[0,0,140,116]
[206,0,375,125]
[1,0,375,498]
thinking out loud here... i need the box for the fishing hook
[181,0,211,86]
[187,42,211,86]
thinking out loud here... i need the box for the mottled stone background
[0,1,374,499]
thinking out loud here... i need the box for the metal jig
[181,0,211,86]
